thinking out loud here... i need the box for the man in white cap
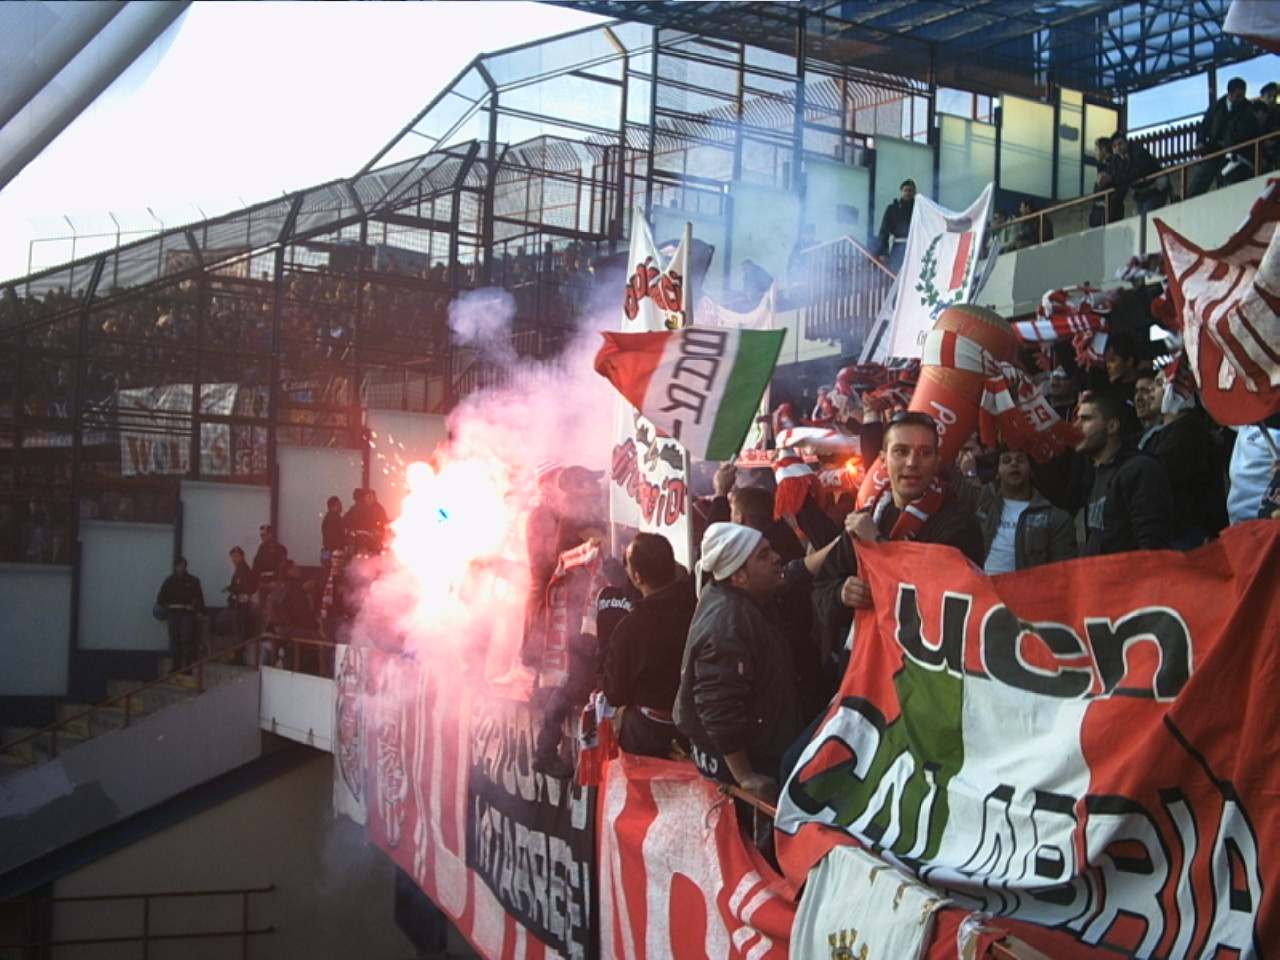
[673,522,799,804]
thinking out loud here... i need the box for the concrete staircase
[0,660,252,773]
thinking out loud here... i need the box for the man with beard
[1075,392,1174,555]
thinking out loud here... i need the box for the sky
[0,1,605,283]
[0,3,1275,284]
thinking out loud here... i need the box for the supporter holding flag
[812,412,984,660]
[969,447,1076,573]
[603,533,695,758]
[674,522,799,805]
[1075,391,1175,555]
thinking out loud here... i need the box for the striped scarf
[979,363,1082,462]
[863,475,948,542]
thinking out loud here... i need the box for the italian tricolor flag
[594,326,786,461]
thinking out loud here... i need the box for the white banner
[887,184,994,359]
[332,644,368,826]
[609,213,695,568]
[118,383,237,477]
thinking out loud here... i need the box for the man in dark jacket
[251,524,288,586]
[321,495,346,567]
[591,557,640,672]
[1190,78,1258,196]
[224,546,258,645]
[877,179,916,273]
[1075,393,1175,555]
[812,412,984,662]
[343,489,384,556]
[1110,133,1165,213]
[1147,401,1228,548]
[604,533,696,758]
[970,448,1076,572]
[156,556,206,664]
[674,522,799,805]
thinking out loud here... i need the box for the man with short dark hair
[1075,392,1175,555]
[1133,373,1164,448]
[675,522,797,804]
[321,495,346,566]
[974,448,1076,573]
[252,524,288,583]
[156,557,206,665]
[604,533,696,758]
[1191,77,1258,195]
[1110,132,1165,213]
[813,412,984,657]
[224,546,258,646]
[877,179,917,273]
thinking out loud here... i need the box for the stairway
[0,660,253,773]
[0,656,264,882]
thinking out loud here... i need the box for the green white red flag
[595,326,785,462]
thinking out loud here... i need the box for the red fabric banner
[778,521,1280,958]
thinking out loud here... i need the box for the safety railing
[0,631,341,763]
[998,128,1280,249]
[0,884,274,957]
[797,234,895,343]
[1131,117,1202,168]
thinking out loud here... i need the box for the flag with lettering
[594,327,786,462]
[888,184,994,359]
[777,521,1280,958]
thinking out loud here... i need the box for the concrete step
[106,677,192,713]
[0,725,90,762]
[87,704,145,737]
[55,702,98,738]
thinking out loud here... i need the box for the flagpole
[681,220,696,568]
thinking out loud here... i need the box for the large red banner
[778,521,1280,958]
[339,521,1280,959]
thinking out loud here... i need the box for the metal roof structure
[552,0,1262,97]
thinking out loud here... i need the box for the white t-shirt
[983,498,1030,574]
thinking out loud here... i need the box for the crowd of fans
[149,487,391,672]
[513,332,1279,861]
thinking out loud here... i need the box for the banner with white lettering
[609,212,694,569]
[778,522,1280,958]
[467,698,597,959]
[887,184,993,359]
[118,382,237,477]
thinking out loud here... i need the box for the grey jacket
[973,485,1077,570]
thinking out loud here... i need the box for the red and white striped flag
[1156,178,1280,425]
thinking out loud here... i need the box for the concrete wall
[179,481,271,595]
[1141,175,1268,255]
[50,753,413,960]
[260,667,335,752]
[0,563,71,696]
[276,446,363,568]
[364,410,447,522]
[78,521,173,652]
[0,671,261,877]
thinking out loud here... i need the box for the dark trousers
[534,685,574,761]
[618,708,685,759]
[167,611,199,664]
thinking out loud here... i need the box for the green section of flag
[801,660,964,863]
[704,329,786,461]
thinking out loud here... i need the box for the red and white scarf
[979,363,1082,462]
[541,540,601,690]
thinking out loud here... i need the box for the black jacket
[157,572,205,613]
[1147,411,1228,541]
[673,582,801,780]
[321,511,347,551]
[812,489,984,661]
[252,541,288,579]
[603,578,696,712]
[225,561,258,603]
[1113,143,1162,191]
[877,199,914,255]
[1082,446,1174,555]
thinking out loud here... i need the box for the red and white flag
[1156,178,1280,425]
[887,184,994,358]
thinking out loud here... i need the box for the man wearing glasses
[812,412,984,660]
